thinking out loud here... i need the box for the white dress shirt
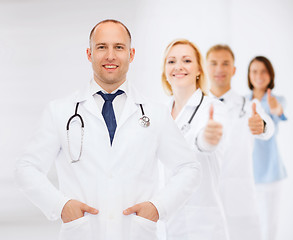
[90,79,128,123]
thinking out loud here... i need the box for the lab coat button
[108,214,114,220]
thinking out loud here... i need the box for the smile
[103,65,118,69]
[214,75,226,78]
[254,79,265,84]
[173,73,188,77]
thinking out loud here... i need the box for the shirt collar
[75,79,145,104]
[209,89,233,100]
[90,79,129,96]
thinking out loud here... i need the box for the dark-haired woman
[247,56,287,240]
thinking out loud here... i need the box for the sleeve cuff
[195,129,217,152]
[148,199,167,221]
[279,113,288,121]
[50,196,71,221]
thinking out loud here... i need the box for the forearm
[15,103,69,220]
[15,160,70,220]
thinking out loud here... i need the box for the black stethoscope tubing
[239,97,246,118]
[66,102,148,163]
[187,92,204,124]
[180,92,204,133]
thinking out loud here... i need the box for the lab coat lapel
[116,85,145,132]
[74,82,104,121]
[107,85,146,172]
[83,97,104,121]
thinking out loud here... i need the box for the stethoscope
[180,92,204,134]
[239,97,246,118]
[219,96,246,118]
[66,102,150,163]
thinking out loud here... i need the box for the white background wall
[1,0,292,239]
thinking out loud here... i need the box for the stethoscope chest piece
[139,115,150,128]
[180,123,191,134]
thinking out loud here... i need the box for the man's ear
[232,66,236,76]
[86,48,92,62]
[129,48,135,63]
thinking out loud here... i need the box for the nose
[174,61,183,71]
[105,47,116,61]
[215,64,224,73]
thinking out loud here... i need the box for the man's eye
[97,46,105,49]
[116,46,124,50]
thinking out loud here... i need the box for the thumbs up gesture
[248,103,264,135]
[204,105,223,145]
[267,89,283,116]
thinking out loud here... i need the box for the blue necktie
[97,90,124,145]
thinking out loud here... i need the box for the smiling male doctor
[206,44,274,240]
[15,19,201,240]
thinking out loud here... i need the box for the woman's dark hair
[248,56,275,90]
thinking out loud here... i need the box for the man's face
[206,50,236,89]
[86,22,135,87]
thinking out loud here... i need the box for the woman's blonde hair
[161,39,208,96]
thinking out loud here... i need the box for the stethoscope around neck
[219,96,246,118]
[239,97,246,118]
[66,102,150,163]
[180,92,204,134]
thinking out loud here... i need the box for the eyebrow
[209,60,231,63]
[167,55,192,59]
[95,43,127,46]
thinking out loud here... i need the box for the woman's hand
[267,89,283,116]
[204,105,223,146]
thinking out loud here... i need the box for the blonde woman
[161,39,229,240]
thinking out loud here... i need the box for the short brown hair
[248,56,275,90]
[89,19,132,46]
[206,44,235,61]
[161,39,208,96]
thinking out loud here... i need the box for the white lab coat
[211,90,274,240]
[164,89,229,240]
[15,81,201,240]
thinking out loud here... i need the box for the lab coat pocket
[130,214,158,240]
[59,215,92,240]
